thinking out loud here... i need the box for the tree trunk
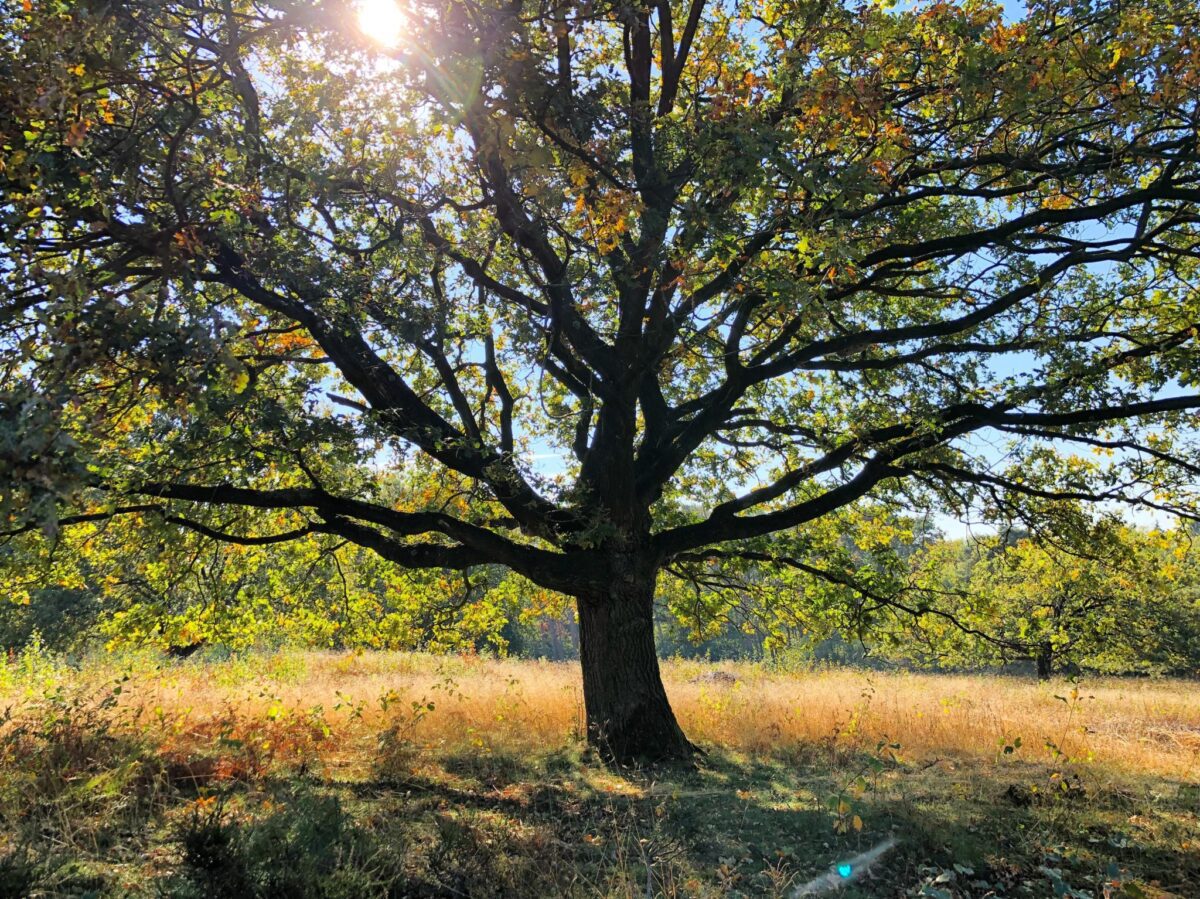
[1036,642,1054,681]
[576,571,693,765]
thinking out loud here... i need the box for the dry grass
[664,662,1200,779]
[10,650,1195,779]
[1,649,1197,897]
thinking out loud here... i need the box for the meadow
[0,648,1196,898]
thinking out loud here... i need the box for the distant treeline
[3,506,1199,678]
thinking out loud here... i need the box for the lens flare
[358,0,405,47]
[792,839,897,896]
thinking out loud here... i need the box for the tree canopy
[2,0,1199,761]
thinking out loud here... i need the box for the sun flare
[357,0,405,47]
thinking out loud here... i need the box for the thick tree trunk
[576,571,693,765]
[1036,642,1054,681]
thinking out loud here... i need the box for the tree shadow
[8,730,1195,897]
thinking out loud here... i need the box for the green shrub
[173,791,405,899]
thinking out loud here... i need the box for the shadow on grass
[4,736,1197,897]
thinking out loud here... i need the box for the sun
[357,0,405,47]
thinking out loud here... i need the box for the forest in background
[5,498,1198,680]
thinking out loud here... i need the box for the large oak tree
[2,0,1199,761]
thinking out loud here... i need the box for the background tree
[901,509,1160,677]
[3,0,1200,761]
[968,518,1141,679]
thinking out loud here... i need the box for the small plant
[996,734,1023,761]
[0,842,49,898]
[826,736,899,834]
[375,695,436,776]
[175,789,403,899]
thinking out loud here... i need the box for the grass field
[0,648,1196,897]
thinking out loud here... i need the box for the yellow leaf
[852,815,863,832]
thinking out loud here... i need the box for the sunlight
[357,0,405,47]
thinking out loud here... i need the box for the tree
[897,511,1200,678]
[971,519,1139,679]
[3,0,1200,762]
[905,512,1138,677]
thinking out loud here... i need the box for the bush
[0,588,103,655]
[173,791,405,899]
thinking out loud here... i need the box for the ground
[0,649,1196,897]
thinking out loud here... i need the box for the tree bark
[576,568,693,764]
[1036,642,1054,681]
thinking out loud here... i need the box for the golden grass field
[27,650,1193,778]
[1,650,1197,897]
